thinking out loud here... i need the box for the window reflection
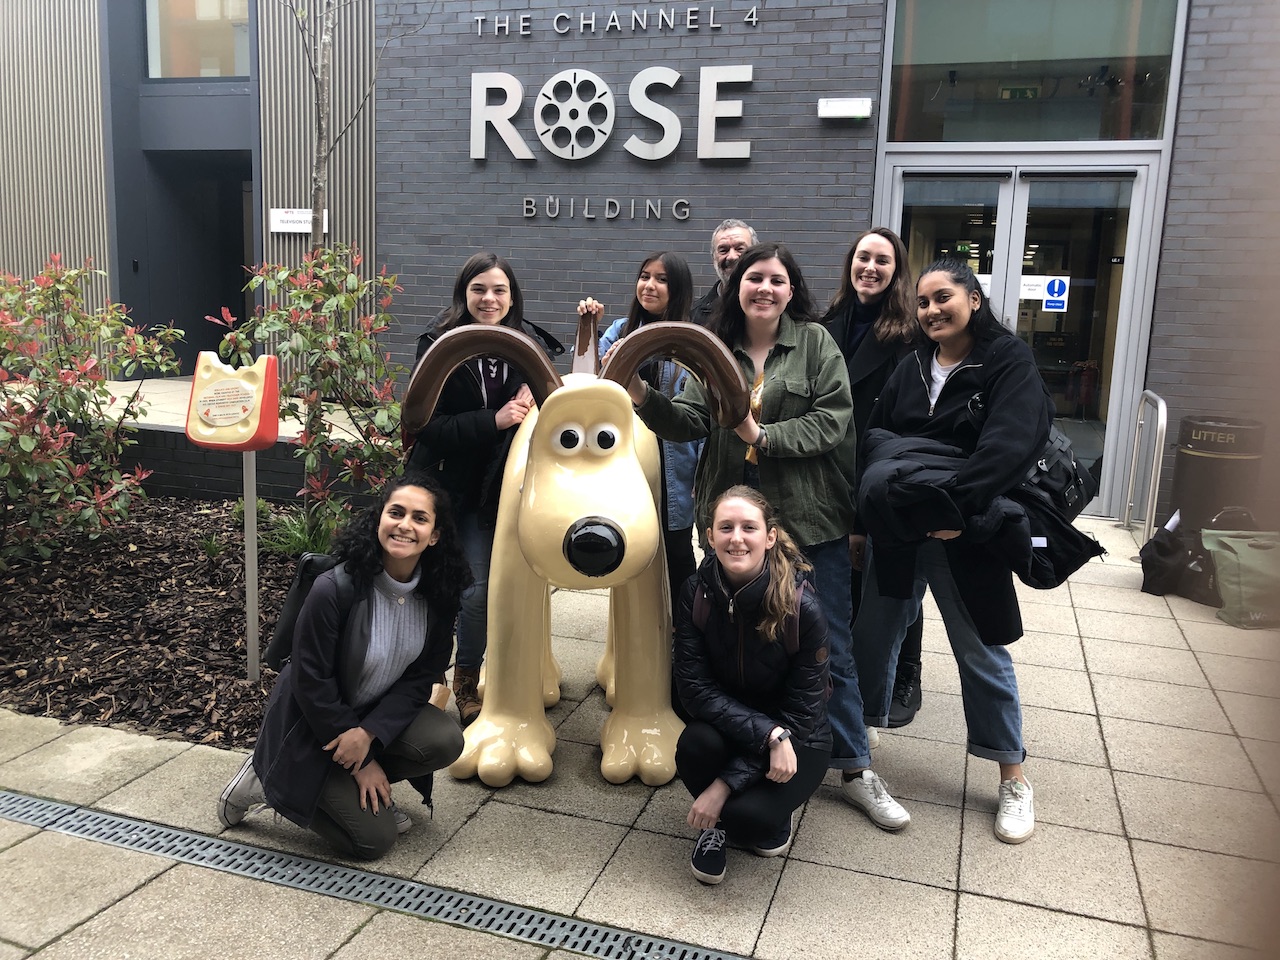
[890,0,1177,142]
[146,0,250,79]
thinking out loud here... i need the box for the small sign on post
[185,352,280,682]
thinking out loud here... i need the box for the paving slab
[1150,931,1267,959]
[1071,580,1174,618]
[96,744,246,835]
[1018,600,1080,637]
[1241,737,1280,797]
[956,893,1151,959]
[1217,690,1280,742]
[1021,703,1108,767]
[549,590,610,642]
[419,800,626,915]
[0,831,171,949]
[1100,716,1262,790]
[790,790,960,889]
[755,861,955,960]
[1067,559,1145,589]
[1133,840,1280,949]
[1114,771,1280,860]
[0,943,28,960]
[960,819,1144,924]
[1082,636,1206,684]
[1008,631,1087,671]
[1196,652,1280,699]
[884,690,967,747]
[631,780,692,839]
[1091,674,1233,732]
[1077,609,1188,648]
[850,732,967,808]
[965,753,1124,835]
[1179,621,1280,662]
[27,863,373,960]
[0,725,189,805]
[576,828,778,956]
[918,650,962,697]
[1016,579,1073,607]
[330,911,545,960]
[552,690,610,747]
[0,711,68,765]
[499,738,654,826]
[1163,594,1225,624]
[549,634,609,703]
[1014,661,1097,713]
[0,818,38,852]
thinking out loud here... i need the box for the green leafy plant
[258,501,335,557]
[198,533,227,559]
[230,496,272,525]
[211,243,404,550]
[0,255,184,568]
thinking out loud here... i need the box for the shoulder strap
[264,553,353,669]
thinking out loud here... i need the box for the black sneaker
[750,812,795,857]
[690,826,727,885]
[886,663,922,728]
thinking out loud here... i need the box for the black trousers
[676,721,830,843]
[852,564,923,672]
[665,525,697,629]
[310,706,463,860]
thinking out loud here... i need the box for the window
[146,0,251,79]
[889,0,1178,142]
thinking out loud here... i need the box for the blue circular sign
[1046,278,1067,297]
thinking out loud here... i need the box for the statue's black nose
[564,516,624,576]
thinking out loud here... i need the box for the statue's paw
[449,713,556,787]
[542,662,562,709]
[599,708,683,786]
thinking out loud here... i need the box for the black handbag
[1020,425,1099,521]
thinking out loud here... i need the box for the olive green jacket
[635,313,856,547]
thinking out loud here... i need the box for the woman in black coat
[674,485,832,886]
[217,472,472,860]
[821,227,925,727]
[850,258,1053,846]
[406,252,563,726]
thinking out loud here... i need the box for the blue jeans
[851,539,1025,764]
[802,538,871,771]
[454,511,493,671]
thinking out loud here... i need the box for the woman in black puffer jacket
[673,485,832,886]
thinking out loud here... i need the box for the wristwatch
[769,728,791,746]
[753,426,769,453]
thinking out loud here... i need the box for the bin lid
[1176,417,1265,455]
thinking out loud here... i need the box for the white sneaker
[867,727,880,750]
[995,779,1034,844]
[391,802,413,835]
[841,770,910,831]
[217,755,265,828]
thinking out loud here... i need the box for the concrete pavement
[2,516,1279,959]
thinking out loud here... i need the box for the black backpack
[1020,425,1099,521]
[263,553,357,669]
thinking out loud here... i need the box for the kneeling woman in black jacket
[675,486,832,885]
[217,473,471,860]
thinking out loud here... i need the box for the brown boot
[452,666,481,728]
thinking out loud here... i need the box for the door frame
[873,147,1170,518]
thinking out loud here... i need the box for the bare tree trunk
[310,1,335,254]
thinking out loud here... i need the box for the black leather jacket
[673,557,832,793]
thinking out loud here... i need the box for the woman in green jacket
[619,242,910,833]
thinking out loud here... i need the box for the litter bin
[1170,417,1265,531]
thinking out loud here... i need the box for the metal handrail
[1119,389,1167,545]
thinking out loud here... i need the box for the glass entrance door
[889,160,1155,516]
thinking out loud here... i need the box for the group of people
[218,218,1061,882]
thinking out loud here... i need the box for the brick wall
[374,1,887,372]
[123,429,305,503]
[1149,0,1280,524]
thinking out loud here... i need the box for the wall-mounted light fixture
[817,97,874,120]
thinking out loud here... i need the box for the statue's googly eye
[587,424,620,455]
[552,423,585,454]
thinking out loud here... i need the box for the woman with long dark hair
[406,252,563,726]
[597,251,699,624]
[217,472,472,860]
[612,242,910,833]
[821,227,925,727]
[852,258,1054,844]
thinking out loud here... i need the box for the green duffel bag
[1200,530,1280,629]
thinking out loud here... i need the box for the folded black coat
[859,430,1104,645]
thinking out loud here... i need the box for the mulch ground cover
[0,498,299,749]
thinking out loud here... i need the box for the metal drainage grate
[0,791,745,960]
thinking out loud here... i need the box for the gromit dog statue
[402,310,748,787]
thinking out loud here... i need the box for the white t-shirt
[928,350,968,407]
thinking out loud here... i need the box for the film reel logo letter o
[535,69,615,160]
